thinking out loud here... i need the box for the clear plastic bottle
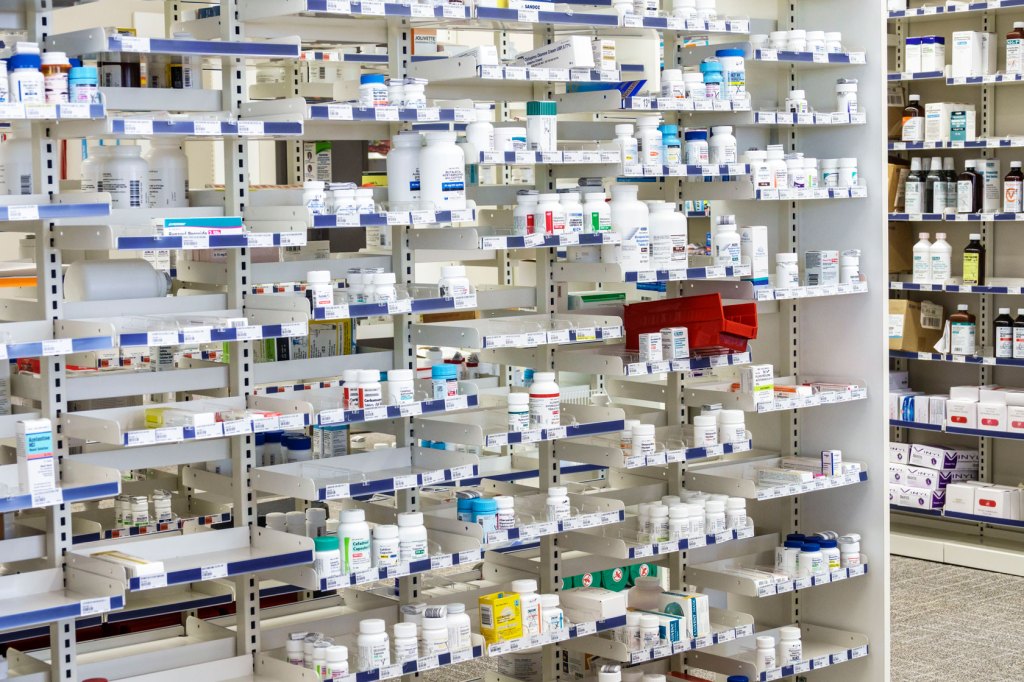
[929,232,952,284]
[146,139,189,208]
[912,232,931,283]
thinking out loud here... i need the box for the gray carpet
[892,555,1024,682]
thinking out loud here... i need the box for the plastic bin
[623,294,758,353]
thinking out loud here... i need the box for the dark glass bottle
[1013,308,1024,360]
[925,157,943,213]
[957,160,983,214]
[962,233,986,285]
[995,308,1014,359]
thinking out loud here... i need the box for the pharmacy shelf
[947,74,1024,85]
[889,1,1024,19]
[63,397,309,448]
[253,387,480,427]
[85,511,233,544]
[308,103,476,123]
[334,644,483,682]
[55,225,306,251]
[892,419,1024,441]
[891,349,1024,367]
[67,527,313,592]
[410,227,623,251]
[417,403,623,448]
[555,91,753,116]
[889,137,1024,150]
[685,378,868,413]
[889,419,943,432]
[887,70,945,81]
[0,102,104,121]
[892,506,1024,530]
[58,316,306,349]
[484,614,626,656]
[0,196,109,223]
[408,53,620,84]
[890,504,944,517]
[310,208,476,228]
[554,346,752,378]
[555,424,752,470]
[689,623,869,681]
[0,319,111,360]
[890,279,1024,294]
[620,163,750,179]
[561,608,754,666]
[251,446,478,501]
[889,212,1024,222]
[754,186,868,200]
[0,459,119,514]
[0,568,124,632]
[555,261,751,283]
[689,537,868,597]
[750,110,867,126]
[52,117,305,137]
[45,27,301,59]
[411,312,623,350]
[677,279,869,301]
[109,582,235,624]
[474,7,749,32]
[239,0,472,22]
[686,455,868,501]
[561,516,756,561]
[752,49,867,65]
[479,500,626,545]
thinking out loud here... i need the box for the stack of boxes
[947,480,1023,522]
[889,443,979,510]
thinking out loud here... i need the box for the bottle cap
[615,123,635,136]
[969,233,982,240]
[756,635,775,648]
[1000,308,1011,315]
[360,73,386,84]
[398,511,424,526]
[958,304,969,311]
[447,602,466,614]
[511,578,538,593]
[314,536,339,551]
[373,523,399,539]
[548,485,568,497]
[360,618,386,634]
[340,509,365,523]
[394,621,417,638]
[526,100,558,116]
[802,542,820,551]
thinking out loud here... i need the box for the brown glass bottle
[957,160,983,214]
[949,304,977,356]
[963,233,986,285]
[1008,21,1024,75]
[902,94,925,142]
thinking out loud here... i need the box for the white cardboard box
[951,31,995,77]
[558,587,627,623]
[1008,405,1024,433]
[516,36,595,69]
[974,485,1021,520]
[890,463,977,490]
[946,399,978,429]
[908,444,980,470]
[925,102,976,143]
[977,402,1007,432]
[889,483,946,510]
[944,481,988,515]
[889,442,911,464]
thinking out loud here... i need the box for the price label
[689,536,706,548]
[193,423,223,439]
[832,651,851,663]
[622,13,643,27]
[182,326,212,344]
[574,621,596,637]
[281,413,308,429]
[148,330,179,346]
[201,563,228,580]
[7,204,40,221]
[633,545,653,558]
[0,103,24,119]
[545,426,567,440]
[812,655,830,669]
[25,103,57,119]
[193,120,222,136]
[418,656,440,671]
[126,430,157,447]
[764,669,783,681]
[363,406,390,422]
[411,3,434,16]
[394,474,418,490]
[504,66,527,81]
[31,488,64,508]
[851,645,868,658]
[451,649,474,663]
[458,549,480,564]
[237,120,265,136]
[794,661,812,673]
[759,48,778,61]
[376,106,399,121]
[849,563,866,577]
[487,432,509,447]
[387,299,412,315]
[716,629,736,643]
[444,395,469,411]
[450,464,475,480]
[138,573,168,590]
[453,293,477,309]
[222,419,249,436]
[849,51,866,64]
[80,596,112,616]
[325,483,350,500]
[40,338,73,356]
[154,426,184,443]
[361,0,385,14]
[441,3,464,16]
[120,36,151,52]
[430,554,453,569]
[652,644,672,659]
[518,8,539,21]
[400,402,423,417]
[123,119,154,135]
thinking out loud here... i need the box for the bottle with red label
[533,193,566,235]
[995,308,1014,359]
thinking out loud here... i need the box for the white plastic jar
[540,594,564,633]
[546,485,571,523]
[357,619,390,671]
[358,369,384,408]
[534,193,567,235]
[755,636,776,673]
[605,183,650,270]
[820,158,839,187]
[660,69,685,98]
[825,31,843,53]
[639,614,660,648]
[81,146,109,193]
[525,100,558,152]
[325,645,348,679]
[338,509,372,574]
[101,146,149,209]
[446,603,472,651]
[787,29,807,52]
[388,79,405,108]
[398,511,429,563]
[672,0,696,19]
[801,543,826,576]
[529,371,560,427]
[358,74,388,107]
[767,148,788,188]
[769,30,788,50]
[387,368,415,405]
[705,500,726,533]
[683,71,705,99]
[465,108,494,155]
[724,497,746,530]
[803,158,818,188]
[496,495,516,529]
[512,579,543,635]
[354,187,375,213]
[746,150,771,189]
[9,53,43,103]
[64,259,170,301]
[513,191,539,235]
[821,539,841,570]
[438,264,471,298]
[840,539,861,567]
[717,409,745,443]
[393,622,418,663]
[508,392,530,432]
[386,131,422,209]
[493,126,527,152]
[303,180,327,215]
[683,129,709,165]
[560,191,585,233]
[713,218,741,266]
[836,78,858,114]
[786,159,806,190]
[582,191,612,233]
[775,253,800,288]
[649,504,669,542]
[806,30,826,54]
[708,126,736,164]
[667,504,689,540]
[615,124,639,165]
[631,423,657,461]
[692,414,717,446]
[146,139,188,208]
[694,0,715,19]
[785,89,809,114]
[839,157,858,187]
[635,116,663,166]
[777,626,802,664]
[419,131,466,211]
[314,536,342,579]
[42,51,70,104]
[648,202,687,269]
[372,524,401,568]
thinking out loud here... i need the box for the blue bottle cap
[684,130,708,141]
[360,73,386,84]
[264,430,283,443]
[285,435,311,450]
[432,364,458,380]
[658,124,679,136]
[69,65,97,80]
[715,48,745,58]
[472,497,498,513]
[700,59,722,73]
[9,54,40,70]
[255,432,265,446]
[727,677,750,682]
[802,542,820,552]
[784,540,803,549]
[820,538,838,549]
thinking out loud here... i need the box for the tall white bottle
[930,232,952,284]
[648,201,687,270]
[603,184,650,270]
[912,232,931,283]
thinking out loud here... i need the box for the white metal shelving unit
[0,0,887,680]
[888,1,1024,578]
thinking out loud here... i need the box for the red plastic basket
[623,293,758,353]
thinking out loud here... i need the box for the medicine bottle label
[373,539,400,567]
[1010,38,1023,73]
[1015,327,1024,359]
[1006,180,1022,212]
[359,384,384,408]
[963,253,981,284]
[394,639,418,663]
[529,392,560,427]
[358,641,390,670]
[508,409,530,432]
[957,180,974,213]
[589,210,611,232]
[950,321,976,356]
[902,117,923,142]
[400,538,428,562]
[997,325,1013,358]
[344,536,371,572]
[566,209,584,233]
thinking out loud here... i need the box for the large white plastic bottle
[63,259,171,301]
[386,131,422,209]
[604,184,650,270]
[417,131,466,211]
[648,202,687,270]
[146,139,189,208]
[930,232,952,284]
[912,232,931,283]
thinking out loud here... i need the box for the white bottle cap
[539,594,560,607]
[511,578,538,593]
[373,523,399,539]
[615,123,635,136]
[779,626,801,640]
[548,485,568,497]
[509,392,529,406]
[533,371,556,383]
[757,635,775,648]
[358,369,380,382]
[388,368,413,381]
[360,619,386,634]
[789,89,806,99]
[1000,308,1011,315]
[394,621,417,639]
[340,509,365,523]
[398,511,424,526]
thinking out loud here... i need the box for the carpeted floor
[891,555,1024,681]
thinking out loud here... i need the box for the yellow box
[479,591,522,644]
